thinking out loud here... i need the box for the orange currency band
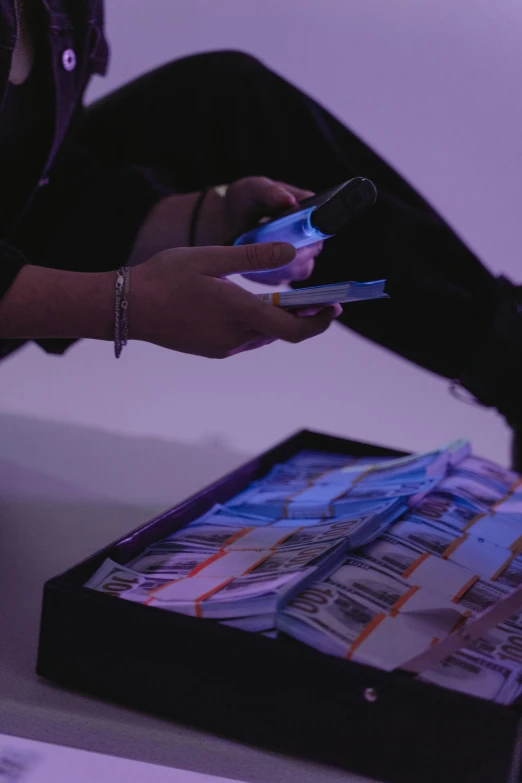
[511,534,522,554]
[491,477,522,511]
[448,611,471,636]
[270,527,303,550]
[282,480,318,518]
[221,527,255,548]
[463,512,486,533]
[143,550,228,603]
[324,469,375,515]
[452,574,479,602]
[442,534,468,560]
[389,585,420,617]
[511,477,522,494]
[145,576,185,601]
[345,612,387,659]
[402,551,430,579]
[282,461,355,518]
[490,552,518,582]
[145,550,227,606]
[195,577,235,618]
[188,550,228,577]
[145,552,271,611]
[241,552,274,575]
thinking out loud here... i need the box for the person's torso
[0,0,110,236]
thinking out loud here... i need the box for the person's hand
[200,177,323,286]
[130,241,341,358]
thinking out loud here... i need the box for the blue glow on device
[234,207,330,249]
[233,177,377,249]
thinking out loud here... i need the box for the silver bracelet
[114,266,130,358]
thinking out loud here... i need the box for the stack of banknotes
[86,440,522,705]
[257,279,388,308]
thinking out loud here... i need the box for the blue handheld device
[233,177,377,249]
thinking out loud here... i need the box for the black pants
[77,50,519,465]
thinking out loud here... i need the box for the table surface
[0,733,250,783]
[0,416,377,783]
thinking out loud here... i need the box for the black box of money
[37,430,522,783]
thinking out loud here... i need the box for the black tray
[37,429,522,783]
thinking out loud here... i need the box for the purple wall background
[1,0,520,503]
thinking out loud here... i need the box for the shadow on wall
[0,412,250,510]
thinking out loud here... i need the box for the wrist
[129,193,200,264]
[194,186,229,246]
[129,187,231,262]
[0,265,114,341]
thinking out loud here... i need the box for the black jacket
[0,0,170,329]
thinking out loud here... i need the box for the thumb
[197,242,296,277]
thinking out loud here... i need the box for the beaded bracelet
[114,266,130,358]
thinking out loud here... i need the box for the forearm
[0,265,114,341]
[129,192,199,265]
[128,188,228,265]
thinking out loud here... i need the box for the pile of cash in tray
[87,439,522,705]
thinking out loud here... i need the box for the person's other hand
[201,177,323,286]
[130,241,340,357]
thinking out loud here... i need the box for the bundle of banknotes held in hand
[257,279,387,308]
[87,439,522,706]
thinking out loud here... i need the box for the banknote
[457,456,522,494]
[360,526,522,630]
[227,478,434,520]
[345,538,522,627]
[387,518,515,581]
[359,533,480,598]
[337,438,470,483]
[225,441,471,520]
[437,473,507,511]
[408,492,478,532]
[138,568,315,619]
[278,577,465,670]
[83,441,522,705]
[264,453,393,486]
[419,650,522,704]
[257,279,388,308]
[326,555,467,621]
[86,557,315,619]
[467,624,522,670]
[159,506,395,552]
[491,555,522,590]
[284,450,358,468]
[439,471,522,517]
[409,491,522,553]
[129,541,341,579]
[85,558,171,601]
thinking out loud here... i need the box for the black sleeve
[0,240,27,298]
[13,139,174,274]
[1,137,174,358]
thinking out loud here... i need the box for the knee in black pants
[170,49,268,77]
[149,49,280,102]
